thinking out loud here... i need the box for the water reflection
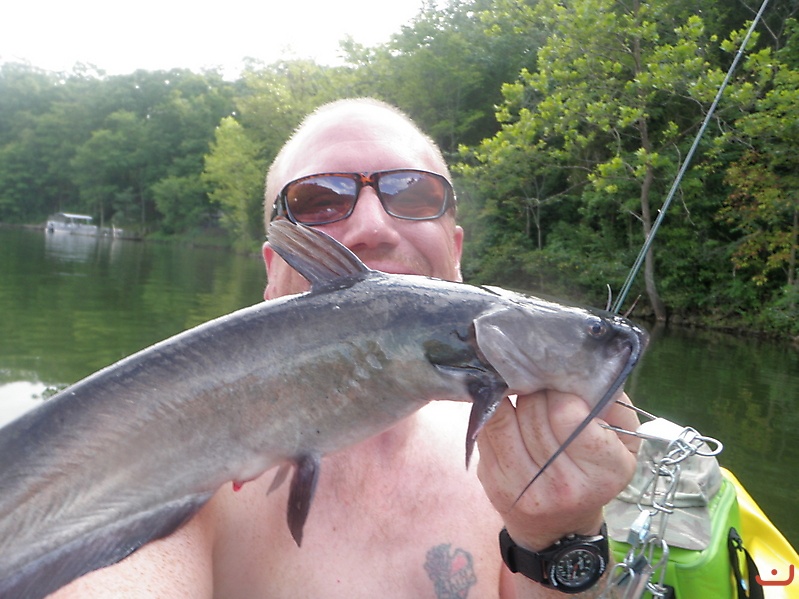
[0,381,49,427]
[627,324,799,548]
[0,226,265,391]
[44,231,124,264]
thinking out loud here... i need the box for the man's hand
[476,391,640,550]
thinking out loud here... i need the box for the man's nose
[337,186,401,249]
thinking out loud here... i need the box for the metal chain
[600,425,721,598]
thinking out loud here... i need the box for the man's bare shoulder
[50,510,215,599]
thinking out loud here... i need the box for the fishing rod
[611,0,773,314]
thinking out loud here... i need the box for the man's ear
[262,241,276,300]
[263,241,276,271]
[453,225,465,282]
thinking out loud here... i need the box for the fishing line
[612,0,773,314]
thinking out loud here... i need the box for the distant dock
[45,212,127,238]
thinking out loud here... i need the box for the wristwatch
[499,524,608,594]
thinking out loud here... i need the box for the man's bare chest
[211,404,505,597]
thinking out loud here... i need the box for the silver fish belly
[0,221,647,599]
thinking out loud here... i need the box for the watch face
[552,545,603,590]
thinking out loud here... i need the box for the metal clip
[601,411,723,457]
[603,554,654,599]
[602,404,726,597]
[627,510,652,547]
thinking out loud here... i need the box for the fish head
[474,293,648,409]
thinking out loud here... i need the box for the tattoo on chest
[424,544,477,598]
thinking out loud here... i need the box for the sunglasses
[271,169,456,226]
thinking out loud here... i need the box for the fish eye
[586,317,610,339]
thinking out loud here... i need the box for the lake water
[1,226,797,550]
[0,228,266,415]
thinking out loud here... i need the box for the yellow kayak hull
[723,468,798,599]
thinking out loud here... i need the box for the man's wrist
[499,523,609,594]
[503,515,606,552]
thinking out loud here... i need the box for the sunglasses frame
[271,168,456,225]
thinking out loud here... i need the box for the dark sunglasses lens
[379,172,449,219]
[286,176,358,225]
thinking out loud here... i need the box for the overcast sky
[1,0,425,78]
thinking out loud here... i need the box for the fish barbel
[0,221,647,599]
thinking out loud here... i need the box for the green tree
[203,59,355,246]
[151,175,210,234]
[719,23,799,329]
[461,0,768,320]
[70,110,147,227]
[236,59,349,157]
[0,64,89,222]
[202,116,265,251]
[143,71,235,232]
[345,0,540,155]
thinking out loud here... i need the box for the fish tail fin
[1,493,211,599]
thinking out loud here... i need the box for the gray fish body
[0,221,647,599]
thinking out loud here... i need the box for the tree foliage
[0,66,235,234]
[459,0,777,322]
[202,117,265,250]
[1,0,798,336]
[715,22,799,332]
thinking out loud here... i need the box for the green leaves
[1,1,797,334]
[456,0,795,326]
[202,117,265,251]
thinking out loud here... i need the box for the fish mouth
[597,316,649,405]
[512,319,648,503]
[604,323,647,409]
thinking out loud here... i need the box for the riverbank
[1,221,260,256]
[5,222,796,341]
[631,305,799,344]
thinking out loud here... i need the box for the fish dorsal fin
[267,221,371,291]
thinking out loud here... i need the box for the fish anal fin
[287,454,321,547]
[267,221,371,292]
[1,493,211,599]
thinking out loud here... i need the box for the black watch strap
[499,524,608,594]
[499,528,547,580]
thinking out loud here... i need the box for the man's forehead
[277,110,447,183]
[287,139,436,177]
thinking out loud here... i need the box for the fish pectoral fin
[1,492,211,599]
[433,365,507,468]
[287,454,321,547]
[465,375,508,469]
[267,221,371,291]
